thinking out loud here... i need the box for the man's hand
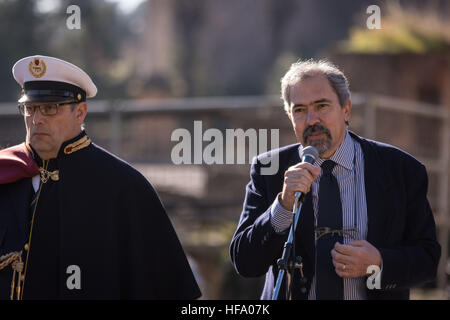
[331,240,382,278]
[279,162,321,210]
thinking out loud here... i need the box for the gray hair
[281,59,351,114]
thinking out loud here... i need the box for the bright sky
[36,0,146,14]
[105,0,146,13]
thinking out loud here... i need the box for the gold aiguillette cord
[0,252,22,300]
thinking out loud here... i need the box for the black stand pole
[272,191,308,300]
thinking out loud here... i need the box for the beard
[302,124,332,156]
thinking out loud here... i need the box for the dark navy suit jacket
[230,132,441,300]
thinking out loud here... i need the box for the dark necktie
[316,160,344,300]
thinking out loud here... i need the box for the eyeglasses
[18,102,75,117]
[314,227,359,241]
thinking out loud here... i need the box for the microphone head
[301,146,319,164]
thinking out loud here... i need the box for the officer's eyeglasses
[18,102,75,117]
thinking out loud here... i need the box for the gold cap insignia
[28,58,47,78]
[77,93,82,101]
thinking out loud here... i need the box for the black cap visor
[19,91,79,103]
[19,81,86,103]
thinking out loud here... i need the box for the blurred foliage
[0,0,132,102]
[340,3,450,53]
[2,0,448,103]
[0,0,41,102]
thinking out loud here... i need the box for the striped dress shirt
[270,131,369,300]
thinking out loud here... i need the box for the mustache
[302,124,332,142]
[31,126,49,135]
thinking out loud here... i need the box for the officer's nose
[32,107,45,125]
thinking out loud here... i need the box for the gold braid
[0,252,21,271]
[0,251,23,300]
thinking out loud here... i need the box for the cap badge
[28,58,47,78]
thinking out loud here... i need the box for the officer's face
[24,102,87,160]
[287,74,351,159]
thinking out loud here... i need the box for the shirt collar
[298,130,354,171]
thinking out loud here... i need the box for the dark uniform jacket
[230,131,441,300]
[0,131,201,299]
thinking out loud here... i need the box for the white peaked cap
[12,55,97,102]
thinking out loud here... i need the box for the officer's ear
[73,102,87,125]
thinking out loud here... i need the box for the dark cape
[0,131,201,299]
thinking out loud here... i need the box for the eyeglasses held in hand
[314,227,359,241]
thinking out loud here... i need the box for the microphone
[294,146,319,203]
[301,145,319,165]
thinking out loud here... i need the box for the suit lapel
[285,146,301,170]
[351,133,393,246]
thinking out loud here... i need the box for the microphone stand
[272,191,308,300]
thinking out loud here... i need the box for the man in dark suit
[230,59,441,300]
[0,55,201,299]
